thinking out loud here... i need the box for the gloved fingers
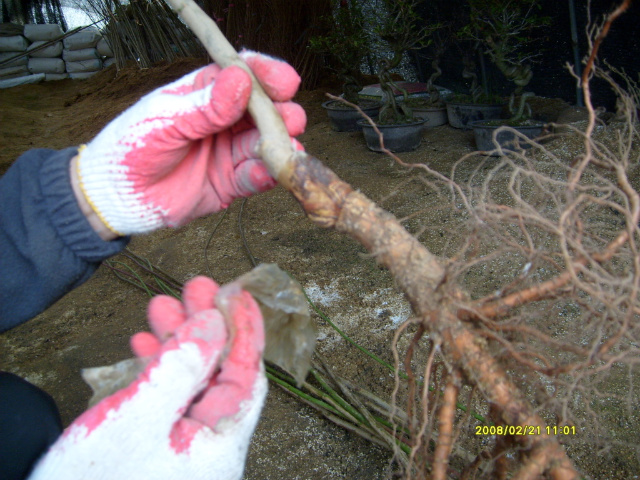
[231,100,307,137]
[71,309,229,440]
[171,308,229,362]
[156,57,302,139]
[140,306,229,411]
[233,160,277,196]
[147,294,187,340]
[131,309,228,416]
[100,64,252,154]
[161,51,300,103]
[275,101,307,137]
[188,285,265,429]
[228,132,305,196]
[240,50,301,102]
[182,276,220,318]
[215,287,265,379]
[158,64,223,96]
[168,65,253,139]
[130,294,187,357]
[134,277,221,355]
[253,101,307,138]
[230,128,305,166]
[131,331,162,358]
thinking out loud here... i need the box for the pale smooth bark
[164,0,299,185]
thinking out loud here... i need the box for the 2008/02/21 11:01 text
[475,425,577,436]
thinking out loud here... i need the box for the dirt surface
[0,58,636,479]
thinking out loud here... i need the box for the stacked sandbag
[97,37,116,69]
[24,23,64,41]
[27,40,63,58]
[1,23,118,87]
[24,24,66,80]
[0,28,29,80]
[63,27,102,79]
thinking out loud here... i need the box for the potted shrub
[445,49,506,128]
[358,0,433,152]
[310,0,381,132]
[462,0,550,152]
[405,29,451,128]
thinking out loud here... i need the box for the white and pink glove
[28,276,267,480]
[75,50,306,236]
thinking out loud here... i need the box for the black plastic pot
[358,118,426,152]
[470,120,546,155]
[322,99,382,132]
[446,102,504,129]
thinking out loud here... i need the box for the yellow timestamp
[475,425,577,436]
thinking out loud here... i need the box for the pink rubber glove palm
[75,50,306,236]
[28,276,267,480]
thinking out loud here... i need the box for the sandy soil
[0,58,637,479]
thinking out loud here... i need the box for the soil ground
[0,58,637,479]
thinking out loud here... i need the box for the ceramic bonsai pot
[411,106,448,128]
[357,118,426,152]
[470,119,545,155]
[322,99,382,132]
[446,101,504,129]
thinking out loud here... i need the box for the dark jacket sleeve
[0,148,129,332]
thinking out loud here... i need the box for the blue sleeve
[0,148,130,332]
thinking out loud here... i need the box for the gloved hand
[28,276,267,480]
[73,50,306,236]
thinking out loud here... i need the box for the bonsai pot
[470,119,545,155]
[446,101,504,129]
[357,118,426,153]
[322,99,381,132]
[411,105,448,128]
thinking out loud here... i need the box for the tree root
[284,152,579,479]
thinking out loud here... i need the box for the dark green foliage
[309,0,371,103]
[459,0,551,121]
[375,0,435,124]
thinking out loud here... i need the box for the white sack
[96,37,114,57]
[0,64,29,78]
[0,36,29,52]
[65,58,102,73]
[0,52,28,67]
[27,41,63,58]
[64,28,101,51]
[63,48,99,62]
[69,71,99,80]
[45,73,68,81]
[28,57,65,74]
[0,73,45,89]
[24,24,64,42]
[103,57,116,68]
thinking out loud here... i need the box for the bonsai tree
[407,25,453,110]
[460,49,485,103]
[418,31,447,108]
[461,0,550,122]
[309,0,371,104]
[375,0,433,124]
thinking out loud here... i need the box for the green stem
[106,251,488,426]
[266,369,340,415]
[310,368,369,426]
